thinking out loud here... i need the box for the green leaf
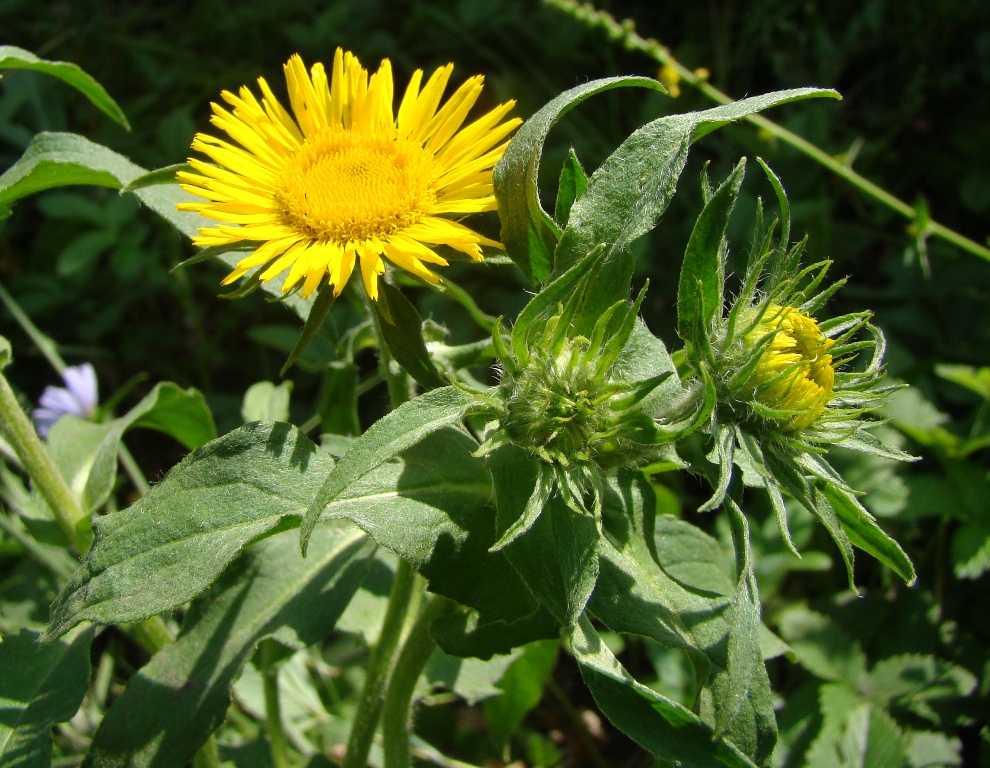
[280,282,336,375]
[84,525,372,768]
[490,444,599,627]
[569,617,758,768]
[654,515,735,597]
[0,627,93,768]
[0,334,11,369]
[0,45,129,128]
[554,149,588,228]
[819,484,916,585]
[424,647,521,705]
[494,76,663,284]
[483,639,559,755]
[42,381,214,515]
[864,653,977,707]
[299,386,474,555]
[553,88,837,314]
[951,514,990,580]
[324,429,538,628]
[677,160,746,345]
[241,381,293,423]
[591,474,775,764]
[776,607,868,686]
[0,132,313,320]
[375,281,448,390]
[805,684,910,768]
[45,422,333,639]
[432,603,559,660]
[119,163,191,193]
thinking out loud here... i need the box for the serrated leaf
[84,525,372,768]
[0,627,93,768]
[677,160,746,345]
[569,617,758,768]
[495,76,663,284]
[299,385,474,555]
[777,607,868,685]
[375,281,448,390]
[0,45,129,128]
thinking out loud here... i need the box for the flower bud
[743,305,835,431]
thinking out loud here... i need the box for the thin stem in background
[544,0,990,264]
[261,640,292,768]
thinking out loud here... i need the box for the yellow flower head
[745,305,835,431]
[177,50,520,300]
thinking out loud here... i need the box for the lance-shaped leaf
[0,628,93,768]
[489,444,599,628]
[554,89,838,322]
[374,281,448,390]
[494,76,664,285]
[0,133,312,319]
[84,525,373,768]
[819,483,916,585]
[0,46,129,128]
[554,149,588,228]
[46,422,332,639]
[678,160,747,348]
[569,617,758,768]
[299,385,475,554]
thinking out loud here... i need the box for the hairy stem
[0,370,91,553]
[382,595,456,768]
[342,557,418,768]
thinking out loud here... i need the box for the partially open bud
[743,305,835,431]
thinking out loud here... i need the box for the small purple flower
[33,363,99,438]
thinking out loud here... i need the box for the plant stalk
[342,557,418,768]
[0,369,92,553]
[262,640,292,768]
[382,595,455,768]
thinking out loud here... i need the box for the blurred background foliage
[1,1,988,766]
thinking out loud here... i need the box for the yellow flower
[177,50,520,300]
[745,305,835,431]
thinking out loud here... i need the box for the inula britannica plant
[8,26,975,768]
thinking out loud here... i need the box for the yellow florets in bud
[744,305,835,431]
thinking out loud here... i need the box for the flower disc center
[275,131,437,245]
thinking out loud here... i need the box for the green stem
[192,736,221,768]
[382,596,455,768]
[118,443,151,497]
[342,557,418,768]
[0,281,66,374]
[0,370,91,553]
[365,289,413,407]
[543,0,990,264]
[262,641,291,768]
